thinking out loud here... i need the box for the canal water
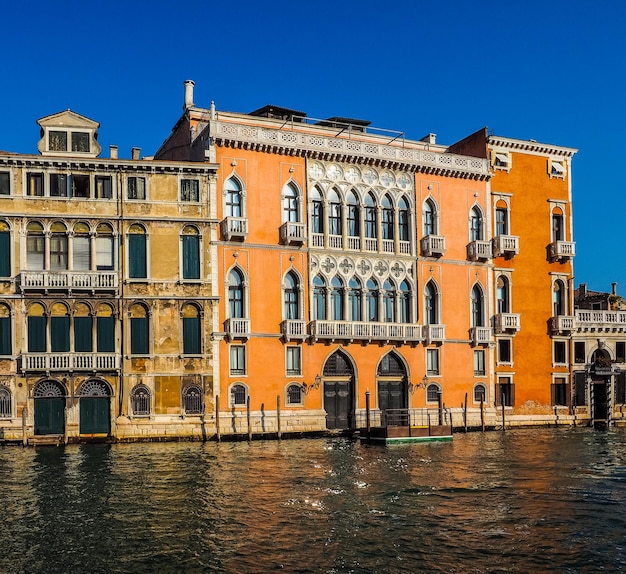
[1,428,626,573]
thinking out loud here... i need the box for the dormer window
[37,110,101,158]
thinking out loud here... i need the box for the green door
[80,397,111,434]
[34,397,65,435]
[324,380,353,430]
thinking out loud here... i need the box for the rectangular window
[74,317,93,353]
[50,174,68,197]
[498,339,512,363]
[615,372,626,404]
[96,176,113,199]
[0,172,10,195]
[128,234,147,278]
[553,340,567,364]
[49,131,67,151]
[49,235,68,270]
[26,235,45,270]
[182,235,200,279]
[183,316,201,355]
[0,231,10,277]
[127,177,146,200]
[286,346,302,376]
[474,349,485,376]
[73,236,91,270]
[71,174,90,198]
[617,342,626,364]
[130,317,149,354]
[96,236,114,270]
[51,316,70,352]
[427,348,440,376]
[27,173,44,196]
[97,316,115,352]
[574,341,586,363]
[181,179,200,202]
[496,377,515,407]
[574,371,587,406]
[28,316,46,352]
[71,132,90,153]
[551,377,568,406]
[0,316,11,355]
[230,345,246,376]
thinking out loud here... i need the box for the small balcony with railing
[549,241,576,262]
[494,313,521,334]
[467,240,492,262]
[224,318,250,341]
[492,235,519,258]
[310,321,422,344]
[470,326,492,346]
[550,315,575,334]
[221,217,248,241]
[575,310,626,333]
[20,270,118,292]
[281,319,308,341]
[421,235,446,258]
[21,352,121,372]
[423,324,446,345]
[280,222,307,245]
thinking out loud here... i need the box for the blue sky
[1,1,624,293]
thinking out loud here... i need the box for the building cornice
[488,136,577,158]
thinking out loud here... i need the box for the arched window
[378,352,406,376]
[50,302,69,352]
[96,304,115,352]
[50,222,68,271]
[469,206,483,242]
[427,383,441,403]
[284,271,299,320]
[96,223,114,271]
[228,268,245,319]
[347,277,361,321]
[230,383,247,407]
[474,383,487,403]
[26,221,45,270]
[182,226,200,280]
[398,197,409,242]
[366,279,379,322]
[497,276,510,313]
[128,224,147,279]
[471,285,484,327]
[425,281,439,325]
[182,303,201,355]
[495,201,508,236]
[74,302,93,353]
[328,188,342,236]
[364,193,377,239]
[182,385,203,414]
[0,303,11,356]
[423,199,436,236]
[73,222,91,271]
[313,275,327,320]
[553,280,566,316]
[225,177,243,218]
[330,276,344,321]
[383,280,395,323]
[552,208,564,242]
[346,191,360,237]
[0,386,11,418]
[286,383,304,406]
[131,384,151,416]
[283,182,299,223]
[0,221,10,277]
[381,194,394,240]
[27,303,47,352]
[398,280,411,323]
[310,187,324,234]
[130,303,149,355]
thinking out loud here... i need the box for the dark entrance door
[324,380,352,429]
[593,380,608,422]
[378,380,408,424]
[80,397,110,434]
[34,397,65,435]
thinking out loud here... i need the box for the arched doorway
[591,349,611,423]
[323,350,355,430]
[377,352,408,420]
[79,379,112,435]
[33,380,66,435]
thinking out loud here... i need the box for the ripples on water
[1,428,626,573]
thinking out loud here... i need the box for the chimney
[131,147,141,160]
[421,133,437,145]
[184,80,195,110]
[612,282,617,295]
[109,145,118,160]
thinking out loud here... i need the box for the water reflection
[1,429,626,573]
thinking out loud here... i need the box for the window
[496,377,514,407]
[0,221,10,277]
[182,226,200,280]
[26,222,45,270]
[182,304,201,355]
[469,206,483,242]
[313,275,326,320]
[50,303,70,352]
[426,383,441,403]
[573,372,588,406]
[496,276,510,313]
[0,386,10,418]
[550,160,566,178]
[181,178,200,202]
[552,377,568,406]
[127,176,146,200]
[230,345,246,376]
[230,383,247,406]
[366,279,379,322]
[347,278,362,322]
[72,132,90,153]
[286,383,304,406]
[311,187,324,234]
[427,348,440,376]
[71,175,90,198]
[498,339,512,363]
[364,193,377,239]
[96,175,113,199]
[617,342,626,363]
[0,172,9,195]
[27,303,46,352]
[228,268,245,318]
[49,131,67,151]
[474,349,485,375]
[183,385,203,414]
[330,276,344,320]
[381,194,394,240]
[552,210,564,242]
[284,272,299,320]
[283,183,299,222]
[286,346,302,376]
[96,223,114,270]
[553,280,566,316]
[471,285,484,327]
[328,189,342,236]
[423,198,436,236]
[574,341,586,363]
[73,222,91,271]
[494,152,510,170]
[225,177,243,217]
[474,383,487,403]
[554,340,567,364]
[74,304,92,353]
[50,174,69,197]
[398,281,411,323]
[49,222,68,271]
[425,281,438,325]
[96,304,115,352]
[495,206,508,236]
[128,224,147,279]
[130,304,149,355]
[346,191,360,237]
[131,384,151,416]
[383,280,395,323]
[27,173,44,196]
[0,304,11,356]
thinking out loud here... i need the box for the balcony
[470,326,492,346]
[575,310,626,333]
[550,315,575,334]
[221,217,248,241]
[20,271,118,292]
[224,317,250,341]
[467,240,492,262]
[21,353,120,372]
[310,321,422,344]
[281,319,307,341]
[280,222,307,245]
[492,235,519,258]
[421,235,445,257]
[494,313,521,333]
[423,324,446,345]
[549,241,576,261]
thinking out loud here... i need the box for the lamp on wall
[303,374,322,395]
[408,374,429,395]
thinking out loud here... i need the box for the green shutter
[0,232,9,277]
[97,317,115,352]
[131,317,149,354]
[0,317,11,355]
[128,234,146,278]
[183,317,200,354]
[28,316,47,352]
[182,235,200,279]
[74,317,93,352]
[51,316,70,352]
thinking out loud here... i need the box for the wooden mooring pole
[215,395,221,442]
[277,395,282,440]
[480,396,485,432]
[247,396,252,441]
[365,390,371,442]
[463,393,468,432]
[501,389,506,431]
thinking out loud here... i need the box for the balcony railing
[221,217,248,241]
[310,321,422,343]
[494,313,521,333]
[423,324,446,344]
[421,235,445,257]
[492,235,519,257]
[550,315,575,334]
[21,353,120,372]
[224,318,250,341]
[279,222,306,245]
[549,241,576,261]
[281,319,307,341]
[467,240,492,261]
[20,271,118,291]
[575,310,626,332]
[470,326,492,346]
